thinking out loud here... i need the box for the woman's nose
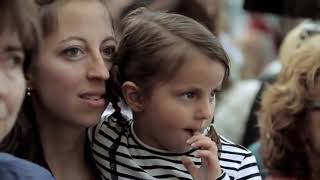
[87,53,110,80]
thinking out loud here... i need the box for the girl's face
[0,26,25,141]
[28,0,116,127]
[131,50,225,153]
[306,84,320,153]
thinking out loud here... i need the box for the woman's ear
[121,81,145,112]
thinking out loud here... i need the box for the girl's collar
[130,121,195,156]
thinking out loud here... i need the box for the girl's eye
[182,92,195,99]
[209,94,215,103]
[209,90,219,103]
[102,46,116,60]
[61,47,84,60]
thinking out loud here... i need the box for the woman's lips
[79,93,106,108]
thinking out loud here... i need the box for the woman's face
[306,85,320,153]
[28,0,116,127]
[0,26,25,141]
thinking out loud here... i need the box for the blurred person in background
[249,21,320,179]
[0,0,54,179]
[238,14,277,80]
[216,15,275,147]
[214,15,302,147]
[258,24,320,180]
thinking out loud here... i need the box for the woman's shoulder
[0,153,54,180]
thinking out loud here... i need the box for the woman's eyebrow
[103,36,116,42]
[58,36,86,44]
[3,44,23,53]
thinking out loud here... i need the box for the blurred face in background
[0,24,25,141]
[149,0,180,11]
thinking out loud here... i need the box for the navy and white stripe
[91,118,261,180]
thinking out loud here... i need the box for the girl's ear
[121,81,145,112]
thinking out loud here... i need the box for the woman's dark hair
[0,0,41,165]
[0,0,40,73]
[107,7,229,127]
[170,0,219,34]
[120,0,219,35]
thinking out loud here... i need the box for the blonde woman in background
[259,23,320,180]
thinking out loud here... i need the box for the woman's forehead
[0,12,16,34]
[0,26,21,50]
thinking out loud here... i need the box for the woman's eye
[10,56,23,66]
[7,53,24,68]
[102,46,115,60]
[61,47,84,59]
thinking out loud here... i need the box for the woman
[258,23,320,180]
[0,0,54,179]
[1,0,116,179]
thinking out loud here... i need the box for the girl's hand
[182,132,222,180]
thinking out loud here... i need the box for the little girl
[91,8,261,180]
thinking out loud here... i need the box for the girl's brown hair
[107,7,229,125]
[259,34,320,179]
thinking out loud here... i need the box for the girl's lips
[184,128,205,136]
[184,129,197,137]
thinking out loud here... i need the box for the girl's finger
[196,150,221,174]
[191,138,218,152]
[187,134,211,144]
[181,156,198,178]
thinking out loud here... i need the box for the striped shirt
[91,117,261,180]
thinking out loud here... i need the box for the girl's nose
[195,99,214,121]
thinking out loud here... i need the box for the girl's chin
[170,146,193,154]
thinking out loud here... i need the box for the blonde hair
[259,34,320,179]
[279,21,320,65]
